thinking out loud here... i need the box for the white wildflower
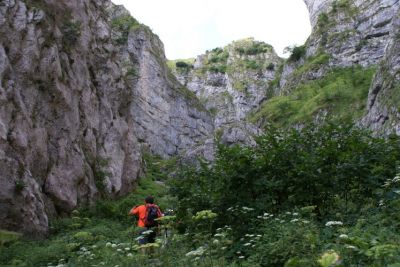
[142,230,153,235]
[325,221,343,227]
[293,212,299,216]
[125,247,130,251]
[339,234,349,239]
[106,242,112,247]
[185,246,205,257]
[244,243,251,246]
[117,249,122,252]
[345,245,357,250]
[238,256,245,259]
[111,244,117,248]
[127,253,133,257]
[291,219,299,223]
[213,239,219,244]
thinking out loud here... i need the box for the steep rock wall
[362,11,400,135]
[172,38,282,144]
[0,0,212,236]
[281,0,400,91]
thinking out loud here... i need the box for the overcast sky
[111,0,312,59]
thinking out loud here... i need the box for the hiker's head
[145,196,154,204]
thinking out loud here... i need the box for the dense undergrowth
[1,123,400,267]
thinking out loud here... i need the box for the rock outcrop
[0,0,212,236]
[281,0,400,91]
[172,38,282,145]
[361,11,400,135]
[256,0,400,134]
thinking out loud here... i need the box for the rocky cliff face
[0,0,212,236]
[172,38,282,144]
[281,0,400,91]
[253,0,400,134]
[361,11,400,135]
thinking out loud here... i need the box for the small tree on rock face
[284,45,306,62]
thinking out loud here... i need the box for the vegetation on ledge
[251,66,376,128]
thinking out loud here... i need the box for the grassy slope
[251,66,376,128]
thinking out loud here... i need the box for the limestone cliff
[281,0,400,91]
[361,11,400,135]
[252,0,400,133]
[0,0,212,236]
[171,38,283,145]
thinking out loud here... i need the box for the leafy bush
[111,15,140,44]
[208,64,227,74]
[176,61,191,69]
[235,41,272,55]
[62,20,81,51]
[317,13,330,32]
[288,45,306,62]
[266,63,275,71]
[171,122,400,235]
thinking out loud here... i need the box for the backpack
[144,204,159,227]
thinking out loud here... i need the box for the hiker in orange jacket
[129,196,163,244]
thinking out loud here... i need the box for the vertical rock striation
[361,11,400,135]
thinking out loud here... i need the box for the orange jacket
[129,204,162,227]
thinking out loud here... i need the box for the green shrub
[176,61,191,68]
[266,63,275,71]
[61,20,81,51]
[235,41,272,55]
[14,180,26,193]
[171,122,400,235]
[111,15,140,44]
[288,45,306,62]
[317,13,330,32]
[208,64,227,74]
